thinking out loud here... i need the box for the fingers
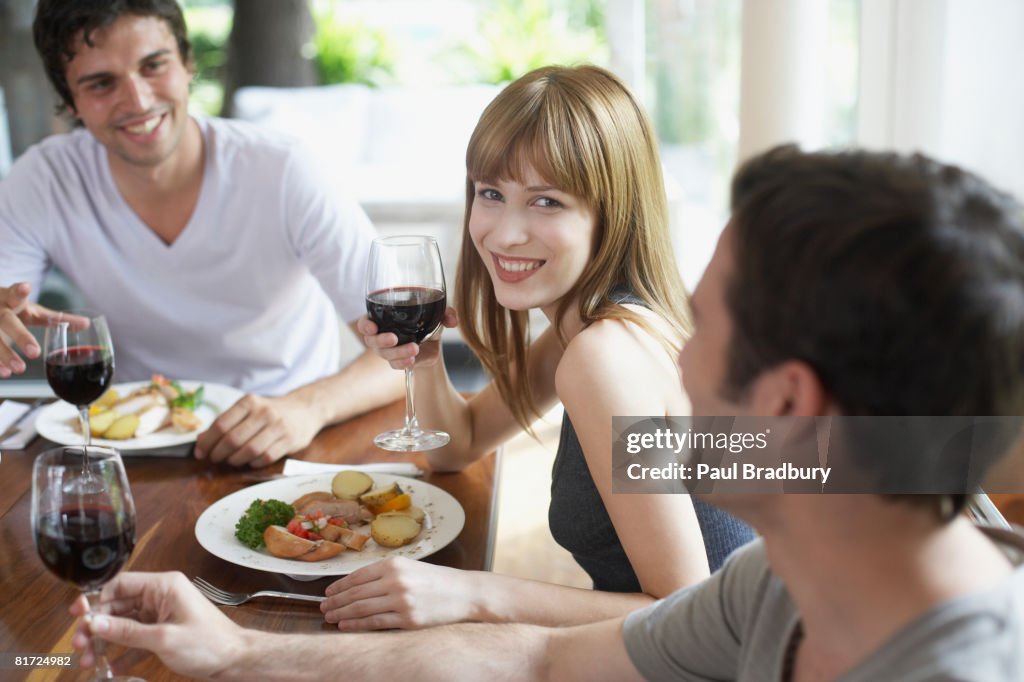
[22,304,91,331]
[195,397,256,462]
[2,282,31,311]
[197,396,293,467]
[333,611,411,631]
[357,315,421,369]
[324,564,384,596]
[0,309,37,377]
[325,596,410,631]
[443,306,459,328]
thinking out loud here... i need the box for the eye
[87,77,114,92]
[534,196,563,208]
[477,187,503,202]
[142,59,167,74]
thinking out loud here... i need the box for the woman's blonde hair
[456,65,691,430]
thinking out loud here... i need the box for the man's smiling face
[64,14,193,170]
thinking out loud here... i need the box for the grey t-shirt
[623,526,1024,681]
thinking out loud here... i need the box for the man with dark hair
[69,147,1024,679]
[0,0,402,466]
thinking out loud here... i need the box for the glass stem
[402,367,420,436]
[85,590,114,680]
[79,406,91,447]
[78,405,93,479]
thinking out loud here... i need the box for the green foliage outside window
[183,3,231,114]
[452,0,608,85]
[313,4,396,86]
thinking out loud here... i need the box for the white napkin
[0,401,42,452]
[282,458,423,478]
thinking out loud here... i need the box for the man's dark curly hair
[33,0,191,114]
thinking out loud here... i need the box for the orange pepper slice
[370,493,412,515]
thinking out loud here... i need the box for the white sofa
[232,83,503,225]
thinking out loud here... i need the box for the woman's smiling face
[468,166,597,318]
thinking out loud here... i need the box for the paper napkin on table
[0,400,43,452]
[282,458,423,478]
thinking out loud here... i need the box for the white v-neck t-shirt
[0,116,375,395]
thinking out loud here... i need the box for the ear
[746,360,830,416]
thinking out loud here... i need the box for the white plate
[194,473,465,577]
[35,380,244,451]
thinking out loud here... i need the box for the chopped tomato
[287,512,340,540]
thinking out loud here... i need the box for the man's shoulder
[2,128,100,199]
[202,115,304,163]
[8,128,97,173]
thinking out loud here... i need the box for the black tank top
[547,291,756,591]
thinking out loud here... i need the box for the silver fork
[191,576,326,606]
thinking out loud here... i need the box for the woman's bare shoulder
[555,312,688,414]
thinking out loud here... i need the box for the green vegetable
[171,382,204,410]
[234,499,295,549]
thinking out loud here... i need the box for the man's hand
[194,393,322,467]
[69,571,243,679]
[0,282,87,378]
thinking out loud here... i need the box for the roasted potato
[360,482,401,507]
[371,513,422,548]
[391,505,426,524]
[104,414,140,440]
[89,409,120,437]
[331,470,374,500]
[93,389,120,410]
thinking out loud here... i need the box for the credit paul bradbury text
[611,416,1024,494]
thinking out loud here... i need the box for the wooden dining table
[0,399,500,682]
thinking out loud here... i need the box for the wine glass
[365,235,450,451]
[32,445,142,682]
[44,312,114,446]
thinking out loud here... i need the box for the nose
[489,207,529,250]
[122,73,155,112]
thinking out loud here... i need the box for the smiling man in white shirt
[0,0,402,466]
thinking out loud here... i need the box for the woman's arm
[555,318,711,597]
[322,557,664,629]
[323,319,708,629]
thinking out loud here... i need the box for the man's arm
[195,321,403,467]
[71,571,643,682]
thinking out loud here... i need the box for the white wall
[859,0,1024,200]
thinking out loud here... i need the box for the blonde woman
[325,65,755,630]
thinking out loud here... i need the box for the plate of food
[194,471,465,578]
[35,376,244,451]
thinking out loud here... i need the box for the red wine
[366,287,446,344]
[35,506,134,591]
[46,346,113,406]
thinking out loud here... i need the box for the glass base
[88,676,145,682]
[374,428,450,452]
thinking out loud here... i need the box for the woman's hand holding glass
[364,235,451,451]
[356,306,458,371]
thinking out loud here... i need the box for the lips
[492,253,545,283]
[118,112,166,141]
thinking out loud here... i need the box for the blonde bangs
[466,80,595,204]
